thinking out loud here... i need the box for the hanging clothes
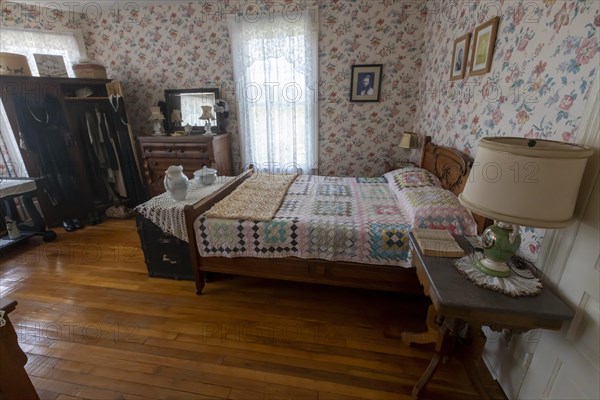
[106,92,148,206]
[12,94,80,210]
[102,113,128,198]
[79,112,111,206]
[82,109,129,200]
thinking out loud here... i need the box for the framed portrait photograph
[33,54,68,77]
[350,64,383,102]
[450,33,471,81]
[470,16,500,76]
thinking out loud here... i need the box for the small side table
[1,178,56,251]
[405,233,574,400]
[0,300,40,400]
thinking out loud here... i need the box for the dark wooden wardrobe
[0,76,147,228]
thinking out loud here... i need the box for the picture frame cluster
[450,16,500,80]
[348,16,501,100]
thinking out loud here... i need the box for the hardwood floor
[0,219,507,400]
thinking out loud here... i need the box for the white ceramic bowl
[194,167,217,186]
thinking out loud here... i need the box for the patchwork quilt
[194,175,413,267]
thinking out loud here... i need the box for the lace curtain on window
[0,28,85,77]
[180,93,217,127]
[0,100,26,177]
[228,11,318,173]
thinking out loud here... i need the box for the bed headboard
[420,136,471,196]
[419,136,490,233]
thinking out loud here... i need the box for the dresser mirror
[164,88,224,134]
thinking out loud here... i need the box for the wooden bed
[184,137,485,295]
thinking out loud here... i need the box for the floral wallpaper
[1,0,425,176]
[413,0,600,259]
[2,1,598,258]
[316,0,426,176]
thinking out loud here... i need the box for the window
[0,100,26,178]
[0,27,87,176]
[0,28,86,77]
[228,10,318,173]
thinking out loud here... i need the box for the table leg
[401,304,442,346]
[458,324,492,400]
[19,192,47,231]
[411,317,461,399]
[1,192,56,244]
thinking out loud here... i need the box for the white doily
[135,177,233,242]
[453,253,542,297]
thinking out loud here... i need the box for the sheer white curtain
[0,99,26,177]
[228,10,318,173]
[180,93,216,127]
[0,28,86,77]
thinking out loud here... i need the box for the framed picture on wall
[350,64,383,102]
[450,33,471,81]
[470,16,500,76]
[33,54,68,77]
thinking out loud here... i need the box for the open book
[412,228,465,257]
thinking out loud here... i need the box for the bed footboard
[184,168,254,294]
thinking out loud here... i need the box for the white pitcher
[164,165,189,201]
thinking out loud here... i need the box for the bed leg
[195,270,206,295]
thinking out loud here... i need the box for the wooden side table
[1,178,57,251]
[405,233,574,400]
[0,300,40,400]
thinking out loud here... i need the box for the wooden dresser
[137,134,232,197]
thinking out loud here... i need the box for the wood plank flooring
[0,219,507,400]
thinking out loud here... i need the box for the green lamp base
[476,222,521,278]
[475,258,512,277]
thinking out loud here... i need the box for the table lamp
[458,137,593,277]
[395,132,419,166]
[399,132,418,149]
[171,109,182,128]
[148,106,165,136]
[200,105,215,135]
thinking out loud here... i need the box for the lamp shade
[171,109,182,122]
[200,105,215,121]
[399,132,418,149]
[148,106,164,121]
[459,137,593,228]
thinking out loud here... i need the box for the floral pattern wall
[2,1,598,259]
[413,0,599,259]
[1,0,425,176]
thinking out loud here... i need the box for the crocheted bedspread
[136,177,234,242]
[204,173,297,221]
[195,175,413,267]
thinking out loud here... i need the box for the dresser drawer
[137,134,232,198]
[146,157,211,181]
[142,142,210,159]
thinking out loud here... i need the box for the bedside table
[405,232,574,400]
